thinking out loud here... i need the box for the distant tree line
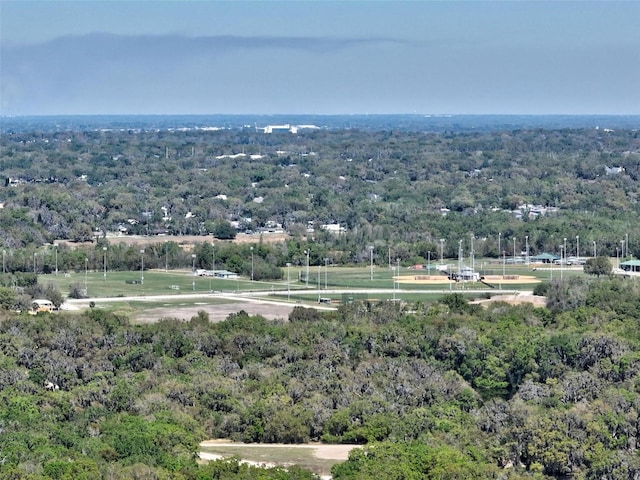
[1,127,639,263]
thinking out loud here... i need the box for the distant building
[321,224,346,234]
[605,166,625,176]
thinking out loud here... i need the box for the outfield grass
[38,269,302,298]
[38,260,583,303]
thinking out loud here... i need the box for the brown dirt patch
[133,301,296,323]
[57,232,289,250]
[471,294,547,307]
[199,441,357,461]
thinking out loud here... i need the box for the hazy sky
[1,1,639,115]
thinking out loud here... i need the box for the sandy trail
[199,441,357,461]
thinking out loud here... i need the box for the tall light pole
[513,237,516,265]
[54,244,58,276]
[593,240,596,258]
[103,246,107,281]
[324,258,328,289]
[563,238,567,265]
[621,240,625,260]
[210,243,215,291]
[250,246,254,281]
[140,249,144,285]
[525,235,529,266]
[470,234,474,273]
[626,233,629,258]
[84,257,88,294]
[576,235,580,260]
[305,250,309,287]
[286,263,291,300]
[393,259,397,302]
[440,239,445,265]
[369,246,374,281]
[616,246,620,269]
[212,242,215,274]
[191,254,196,291]
[560,245,564,280]
[428,251,432,275]
[395,258,400,301]
[498,232,501,259]
[165,240,168,272]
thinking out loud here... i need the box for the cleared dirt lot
[199,441,359,479]
[71,232,290,249]
[134,300,296,323]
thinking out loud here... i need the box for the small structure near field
[31,299,54,314]
[448,267,481,282]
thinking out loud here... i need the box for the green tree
[584,256,612,277]
[212,219,237,240]
[0,286,16,309]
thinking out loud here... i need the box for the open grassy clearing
[199,442,358,478]
[39,261,586,319]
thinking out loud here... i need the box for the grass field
[38,261,585,315]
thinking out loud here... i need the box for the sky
[1,1,639,116]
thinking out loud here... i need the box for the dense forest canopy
[1,118,639,266]
[2,277,640,478]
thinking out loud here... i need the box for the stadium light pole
[324,258,328,289]
[210,243,215,291]
[369,246,374,281]
[626,233,629,258]
[54,244,58,276]
[470,234,474,273]
[593,240,596,258]
[192,254,196,291]
[395,258,400,301]
[525,235,529,266]
[250,246,254,281]
[140,249,144,285]
[513,237,516,265]
[440,239,445,265]
[84,257,88,294]
[502,250,506,277]
[286,263,291,301]
[103,246,107,281]
[576,235,580,261]
[305,250,309,287]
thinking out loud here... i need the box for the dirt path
[199,441,357,461]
